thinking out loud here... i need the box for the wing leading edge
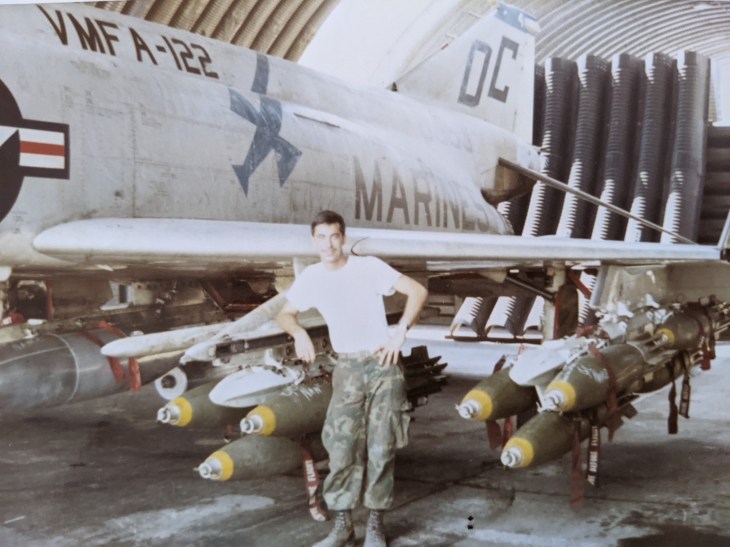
[32,218,720,273]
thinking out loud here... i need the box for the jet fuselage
[0,3,537,273]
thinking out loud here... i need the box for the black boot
[364,510,387,547]
[312,510,354,547]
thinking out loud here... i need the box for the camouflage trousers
[321,353,410,511]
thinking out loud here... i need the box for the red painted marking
[20,141,65,156]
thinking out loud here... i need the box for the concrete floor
[1,343,729,546]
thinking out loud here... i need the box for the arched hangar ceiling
[522,0,730,66]
[93,0,341,60]
[96,0,730,118]
[95,0,730,66]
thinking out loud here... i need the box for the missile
[457,367,537,421]
[197,434,326,481]
[101,322,230,359]
[156,380,252,428]
[542,343,646,412]
[240,379,332,436]
[181,294,288,363]
[182,309,331,370]
[0,329,178,410]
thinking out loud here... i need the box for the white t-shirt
[286,255,401,353]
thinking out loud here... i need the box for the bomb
[500,407,610,468]
[656,311,711,350]
[197,434,326,481]
[542,343,645,411]
[457,367,537,421]
[240,379,332,436]
[156,380,252,428]
[636,352,687,393]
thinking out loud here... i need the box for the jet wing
[33,218,318,272]
[347,229,720,269]
[33,218,720,273]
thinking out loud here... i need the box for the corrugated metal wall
[94,0,339,60]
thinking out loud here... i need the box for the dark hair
[311,210,346,236]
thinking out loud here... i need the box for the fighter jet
[0,2,727,494]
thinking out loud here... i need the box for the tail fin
[394,3,538,142]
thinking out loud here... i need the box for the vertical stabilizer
[394,3,538,142]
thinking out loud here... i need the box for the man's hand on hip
[294,331,316,363]
[377,328,406,366]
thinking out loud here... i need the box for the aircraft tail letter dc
[395,3,538,142]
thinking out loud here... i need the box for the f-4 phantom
[0,2,728,497]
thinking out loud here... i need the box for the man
[277,210,427,547]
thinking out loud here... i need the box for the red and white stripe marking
[0,125,66,170]
[19,128,66,169]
